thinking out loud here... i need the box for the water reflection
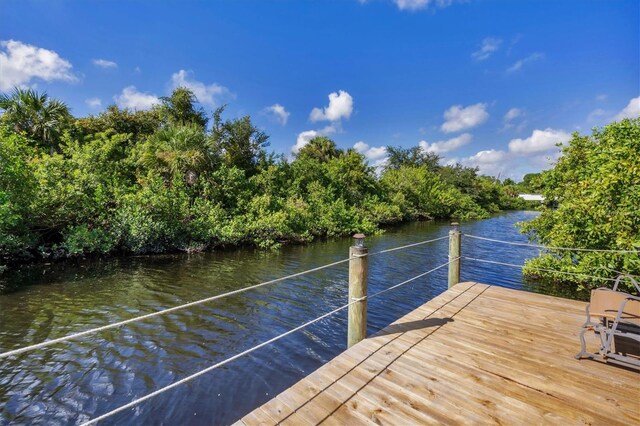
[2,211,575,425]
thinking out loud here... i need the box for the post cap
[353,233,366,248]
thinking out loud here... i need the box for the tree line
[519,117,640,291]
[0,87,536,274]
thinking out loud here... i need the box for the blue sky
[1,0,638,179]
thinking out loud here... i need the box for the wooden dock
[237,282,640,425]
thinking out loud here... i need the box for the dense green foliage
[0,88,72,153]
[520,118,640,290]
[0,88,530,272]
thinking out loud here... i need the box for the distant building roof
[518,193,545,202]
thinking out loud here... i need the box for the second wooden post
[448,222,461,288]
[348,233,368,348]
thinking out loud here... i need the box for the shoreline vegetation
[520,117,640,291]
[0,87,538,275]
[1,87,637,292]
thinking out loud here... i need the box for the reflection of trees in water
[1,211,565,425]
[0,253,288,423]
[1,257,126,294]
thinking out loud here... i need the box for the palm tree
[297,136,340,162]
[140,125,218,184]
[0,87,71,153]
[159,87,208,128]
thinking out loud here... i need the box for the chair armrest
[583,302,592,324]
[613,295,640,326]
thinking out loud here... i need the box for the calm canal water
[1,210,573,425]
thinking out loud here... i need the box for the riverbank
[1,208,545,293]
[0,217,450,294]
[0,203,539,280]
[0,211,576,425]
[1,91,539,276]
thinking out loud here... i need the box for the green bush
[520,118,640,291]
[0,87,542,272]
[0,129,38,259]
[62,224,116,256]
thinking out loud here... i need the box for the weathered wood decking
[237,282,640,425]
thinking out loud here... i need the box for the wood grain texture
[348,246,368,348]
[237,282,640,426]
[447,230,461,288]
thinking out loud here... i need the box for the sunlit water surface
[1,210,576,425]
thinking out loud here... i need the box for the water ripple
[0,211,558,425]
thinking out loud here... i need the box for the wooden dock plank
[239,282,640,425]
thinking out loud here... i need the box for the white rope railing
[0,236,449,360]
[0,257,352,359]
[367,258,454,300]
[367,235,449,257]
[81,298,357,426]
[463,234,639,254]
[14,228,638,424]
[81,259,451,425]
[463,256,620,282]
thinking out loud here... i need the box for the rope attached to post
[367,235,450,256]
[12,228,639,424]
[0,257,353,359]
[463,234,640,254]
[0,235,450,360]
[80,260,451,425]
[367,258,454,300]
[462,256,621,282]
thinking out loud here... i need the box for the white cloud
[506,34,523,56]
[502,107,527,131]
[392,0,456,11]
[508,128,571,154]
[0,39,77,91]
[292,130,320,154]
[461,149,510,176]
[292,124,341,154]
[354,141,388,170]
[504,108,523,122]
[454,148,558,178]
[441,103,489,133]
[467,149,509,164]
[472,37,502,61]
[587,108,608,123]
[263,103,290,125]
[92,59,117,69]
[465,126,568,179]
[419,133,472,154]
[85,97,102,108]
[170,69,233,106]
[614,96,640,121]
[114,86,160,110]
[310,90,353,122]
[394,0,429,10]
[320,122,341,135]
[595,94,607,101]
[354,141,387,161]
[506,52,544,73]
[294,90,352,154]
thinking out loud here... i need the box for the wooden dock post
[348,233,368,348]
[448,222,461,288]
